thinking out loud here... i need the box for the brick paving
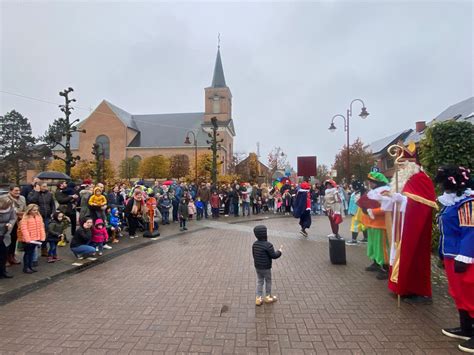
[0,216,461,354]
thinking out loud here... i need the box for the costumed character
[436,166,474,353]
[323,180,343,239]
[359,172,390,279]
[293,182,312,237]
[346,180,368,245]
[385,158,437,304]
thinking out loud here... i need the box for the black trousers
[127,216,140,236]
[7,224,18,256]
[67,212,77,235]
[0,240,8,275]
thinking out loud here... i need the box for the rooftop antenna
[257,142,261,158]
[218,33,221,49]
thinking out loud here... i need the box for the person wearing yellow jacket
[358,172,391,280]
[88,187,107,222]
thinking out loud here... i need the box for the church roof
[105,100,139,131]
[64,104,236,150]
[129,112,209,148]
[211,48,227,88]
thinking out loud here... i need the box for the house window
[96,135,110,159]
[385,157,395,170]
[132,155,142,162]
[212,96,220,114]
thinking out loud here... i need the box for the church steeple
[211,48,227,88]
[204,42,232,124]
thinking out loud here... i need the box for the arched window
[132,155,142,162]
[212,95,220,114]
[96,135,110,159]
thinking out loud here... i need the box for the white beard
[390,162,421,193]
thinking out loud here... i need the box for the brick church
[68,47,236,175]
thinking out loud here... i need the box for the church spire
[211,39,227,88]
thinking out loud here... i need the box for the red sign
[297,156,317,177]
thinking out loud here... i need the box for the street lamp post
[328,99,369,183]
[184,130,198,184]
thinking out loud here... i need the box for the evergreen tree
[0,110,36,184]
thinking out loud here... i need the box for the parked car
[0,189,8,197]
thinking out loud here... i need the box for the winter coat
[88,187,107,208]
[178,202,189,220]
[252,233,281,269]
[107,192,124,208]
[0,207,17,247]
[19,214,46,243]
[71,227,92,248]
[210,194,221,209]
[79,189,92,219]
[91,219,109,243]
[47,220,64,243]
[7,194,26,219]
[198,187,211,203]
[28,190,56,220]
[107,208,121,228]
[21,184,35,201]
[188,202,196,215]
[195,200,204,210]
[55,188,75,215]
[159,197,172,210]
[125,198,147,217]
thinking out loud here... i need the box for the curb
[0,226,210,306]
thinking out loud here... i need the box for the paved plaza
[0,216,461,354]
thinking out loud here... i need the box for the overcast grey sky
[1,0,472,167]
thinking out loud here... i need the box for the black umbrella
[36,171,72,180]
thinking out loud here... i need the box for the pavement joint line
[0,215,288,307]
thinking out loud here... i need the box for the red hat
[83,178,92,185]
[300,182,311,190]
[324,179,337,188]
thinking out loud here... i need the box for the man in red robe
[387,162,438,304]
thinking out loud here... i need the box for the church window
[212,95,220,114]
[133,155,142,162]
[95,135,110,159]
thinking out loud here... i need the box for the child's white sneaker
[264,295,277,304]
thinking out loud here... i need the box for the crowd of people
[0,177,337,278]
[0,166,472,352]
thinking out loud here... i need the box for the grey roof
[130,112,209,147]
[431,96,474,124]
[402,129,425,145]
[403,97,474,145]
[105,100,139,131]
[367,129,412,155]
[211,48,227,88]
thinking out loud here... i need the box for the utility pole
[207,117,224,187]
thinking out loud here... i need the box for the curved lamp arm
[349,98,369,119]
[329,114,347,132]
